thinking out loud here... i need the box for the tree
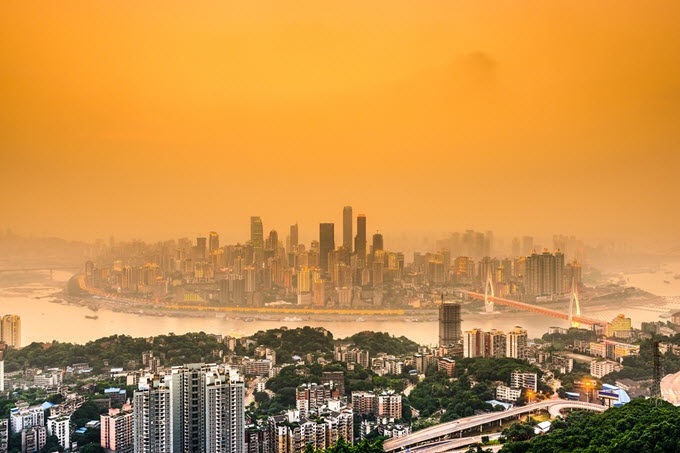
[499,400,680,452]
[41,435,64,453]
[254,391,269,404]
[501,422,535,442]
[81,445,104,453]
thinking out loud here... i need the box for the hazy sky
[1,1,679,246]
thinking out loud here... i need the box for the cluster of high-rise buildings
[462,327,529,360]
[264,402,353,453]
[95,363,355,453]
[84,207,406,308]
[83,210,586,309]
[127,364,244,453]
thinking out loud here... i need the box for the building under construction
[439,301,462,347]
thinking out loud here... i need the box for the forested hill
[2,328,423,372]
[500,399,680,453]
[340,331,420,356]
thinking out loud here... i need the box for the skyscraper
[372,233,383,253]
[463,329,484,358]
[209,232,220,254]
[354,215,367,266]
[439,301,461,347]
[170,364,245,453]
[319,223,335,274]
[507,327,528,359]
[521,236,534,256]
[1,315,21,348]
[342,206,353,254]
[250,217,263,261]
[511,237,520,258]
[133,378,172,453]
[289,224,299,252]
[196,237,207,260]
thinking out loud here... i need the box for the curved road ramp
[384,399,605,452]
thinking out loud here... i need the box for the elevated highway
[384,399,606,452]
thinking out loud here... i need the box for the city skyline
[1,2,680,452]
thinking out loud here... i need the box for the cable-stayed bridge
[454,271,607,327]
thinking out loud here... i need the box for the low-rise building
[244,359,273,377]
[590,360,621,379]
[0,420,8,453]
[438,358,455,377]
[495,385,522,402]
[510,371,537,392]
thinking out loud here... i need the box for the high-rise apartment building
[463,329,507,358]
[1,315,21,348]
[354,215,367,266]
[463,329,484,358]
[524,250,566,297]
[205,369,245,453]
[133,378,172,453]
[506,327,528,359]
[342,207,352,255]
[46,416,70,450]
[170,364,245,453]
[101,406,134,453]
[438,302,461,347]
[485,330,507,358]
[376,393,402,419]
[319,223,335,275]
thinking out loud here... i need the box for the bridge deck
[465,291,605,326]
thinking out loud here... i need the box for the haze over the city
[1,1,679,246]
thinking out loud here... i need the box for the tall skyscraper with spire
[342,206,353,254]
[354,214,367,266]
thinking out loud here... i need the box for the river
[0,265,679,346]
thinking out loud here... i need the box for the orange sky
[1,1,679,246]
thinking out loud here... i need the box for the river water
[1,265,679,346]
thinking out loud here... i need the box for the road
[244,376,262,407]
[383,399,606,452]
[408,433,501,453]
[661,371,680,406]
